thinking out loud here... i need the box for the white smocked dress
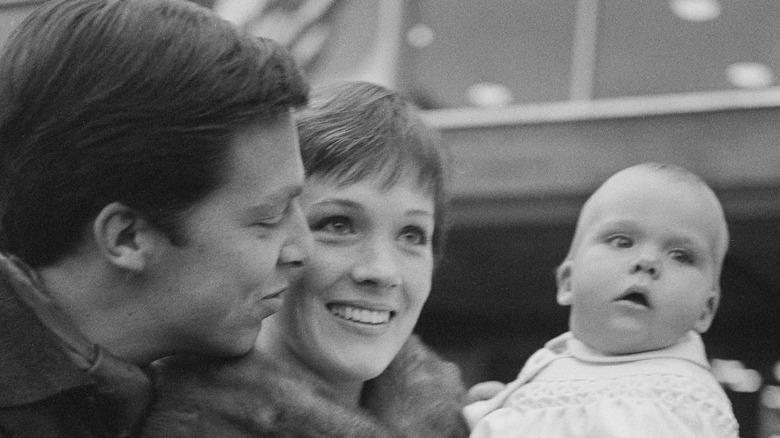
[463,331,739,438]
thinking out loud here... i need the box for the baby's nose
[632,254,660,279]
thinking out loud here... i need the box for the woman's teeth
[328,304,391,325]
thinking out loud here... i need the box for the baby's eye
[312,216,354,235]
[606,235,633,248]
[398,226,429,246]
[670,249,694,264]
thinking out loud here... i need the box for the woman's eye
[399,226,429,246]
[312,216,354,235]
[671,249,694,264]
[606,235,632,248]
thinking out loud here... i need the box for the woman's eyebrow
[405,209,434,218]
[313,198,362,210]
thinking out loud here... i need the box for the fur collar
[143,335,469,438]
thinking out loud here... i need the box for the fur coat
[141,335,469,438]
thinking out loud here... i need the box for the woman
[143,82,469,437]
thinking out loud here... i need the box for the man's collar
[0,252,152,433]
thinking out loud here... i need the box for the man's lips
[614,286,651,308]
[262,287,287,301]
[256,287,287,316]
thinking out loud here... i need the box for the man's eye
[312,216,353,235]
[606,235,632,248]
[399,226,429,246]
[256,211,286,227]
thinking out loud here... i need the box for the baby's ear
[556,261,574,306]
[694,290,719,333]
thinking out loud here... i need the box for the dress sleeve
[462,346,560,430]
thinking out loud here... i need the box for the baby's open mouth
[327,304,394,325]
[615,288,651,308]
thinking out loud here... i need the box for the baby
[464,163,739,437]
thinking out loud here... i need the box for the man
[0,0,311,435]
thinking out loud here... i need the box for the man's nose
[279,199,312,268]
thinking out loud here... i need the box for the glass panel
[406,0,577,109]
[595,0,780,97]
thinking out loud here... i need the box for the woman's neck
[255,319,365,409]
[311,365,364,409]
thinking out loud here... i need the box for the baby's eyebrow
[666,235,708,253]
[593,219,638,234]
[603,218,636,227]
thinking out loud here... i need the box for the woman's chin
[325,347,398,381]
[348,360,394,381]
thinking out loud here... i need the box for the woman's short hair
[295,82,449,260]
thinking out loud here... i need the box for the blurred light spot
[711,359,745,381]
[731,369,763,393]
[761,386,780,409]
[711,359,763,393]
[407,24,435,48]
[773,361,780,383]
[466,83,513,108]
[670,0,721,22]
[727,62,776,89]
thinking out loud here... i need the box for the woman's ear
[91,202,158,272]
[556,261,574,306]
[694,290,719,333]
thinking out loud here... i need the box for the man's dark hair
[0,0,308,267]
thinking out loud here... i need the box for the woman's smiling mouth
[327,304,394,325]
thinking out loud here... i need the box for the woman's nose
[279,199,312,268]
[351,239,402,290]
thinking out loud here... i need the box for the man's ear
[556,261,574,306]
[694,289,719,333]
[92,202,159,272]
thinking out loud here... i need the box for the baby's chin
[576,330,683,356]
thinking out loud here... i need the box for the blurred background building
[2,1,780,436]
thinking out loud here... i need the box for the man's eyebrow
[242,185,303,216]
[268,184,303,202]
